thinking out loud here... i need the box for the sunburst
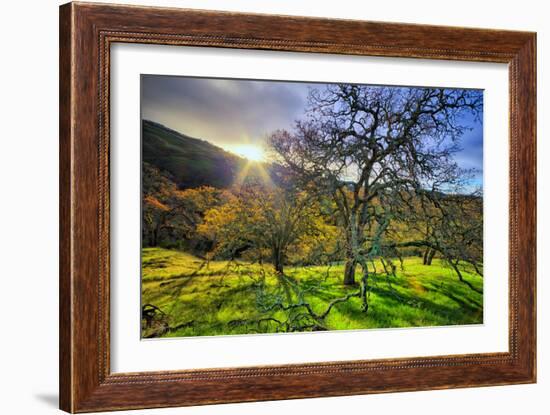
[231,144,265,162]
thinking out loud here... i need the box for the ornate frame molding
[60,2,536,412]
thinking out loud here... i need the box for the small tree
[142,163,179,246]
[199,182,320,274]
[142,162,227,248]
[409,191,483,289]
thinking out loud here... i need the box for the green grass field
[141,247,483,338]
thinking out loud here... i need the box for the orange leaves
[144,195,170,212]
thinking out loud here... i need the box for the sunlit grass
[141,247,483,338]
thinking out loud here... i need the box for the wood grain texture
[59,2,536,412]
[59,3,73,411]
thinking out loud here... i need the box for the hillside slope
[142,120,245,189]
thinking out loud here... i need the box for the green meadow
[141,247,483,338]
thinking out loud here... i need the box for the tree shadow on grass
[422,281,483,310]
[142,257,169,268]
[305,275,481,328]
[162,281,260,336]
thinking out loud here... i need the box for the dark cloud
[142,75,311,149]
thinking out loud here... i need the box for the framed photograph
[59,2,536,412]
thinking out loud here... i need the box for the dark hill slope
[142,120,245,189]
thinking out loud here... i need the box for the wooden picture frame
[59,2,536,412]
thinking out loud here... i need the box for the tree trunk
[343,258,357,285]
[151,227,159,246]
[423,248,435,265]
[359,261,370,312]
[273,248,284,274]
[344,223,360,285]
[342,212,363,286]
[426,248,436,265]
[274,260,284,274]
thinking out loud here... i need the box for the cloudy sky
[141,75,483,187]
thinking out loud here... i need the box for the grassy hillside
[141,248,483,338]
[142,120,246,189]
